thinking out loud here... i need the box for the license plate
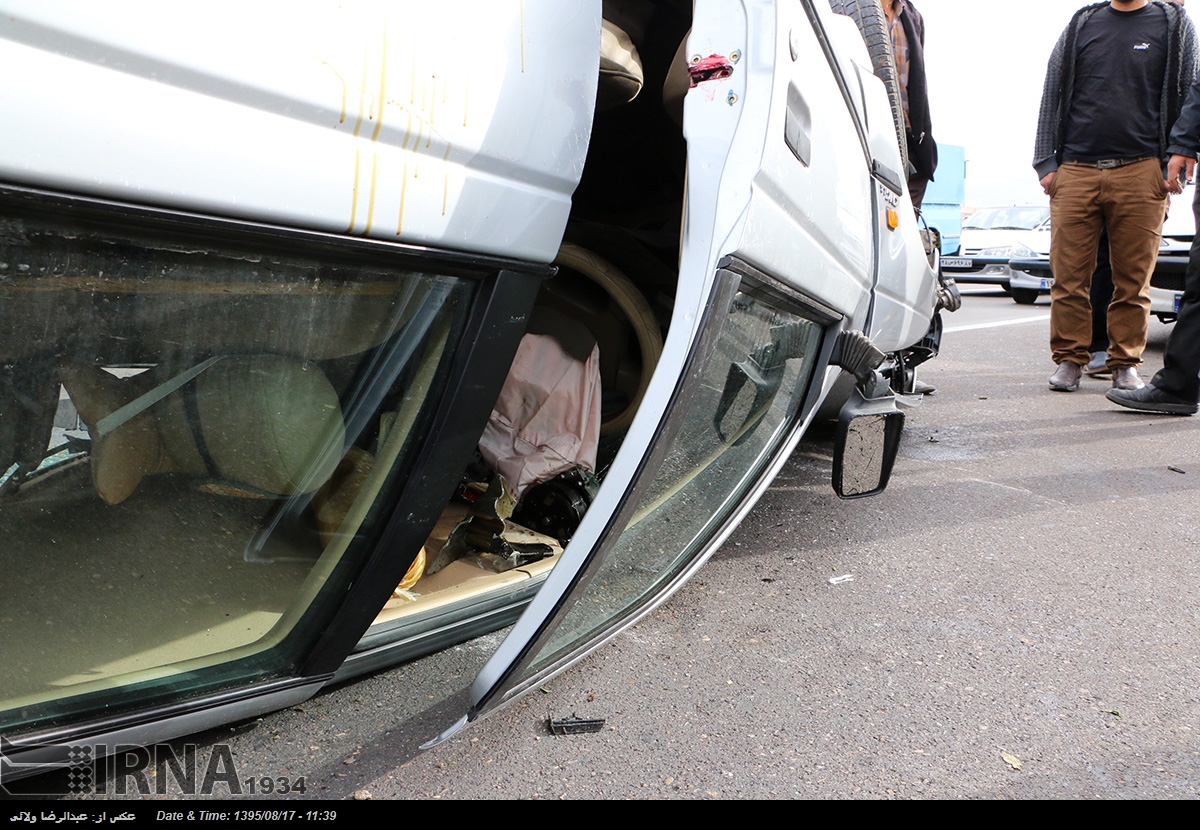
[1176,293,1184,312]
[941,257,971,269]
[1040,279,1052,289]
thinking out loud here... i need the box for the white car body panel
[727,1,873,320]
[0,0,597,262]
[804,8,937,352]
[1008,267,1053,294]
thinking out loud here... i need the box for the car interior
[0,0,705,727]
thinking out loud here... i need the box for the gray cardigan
[1032,1,1198,178]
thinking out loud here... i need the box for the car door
[434,0,885,738]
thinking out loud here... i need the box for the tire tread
[827,0,910,175]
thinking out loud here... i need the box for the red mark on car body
[688,55,734,88]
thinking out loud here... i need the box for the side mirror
[832,384,904,499]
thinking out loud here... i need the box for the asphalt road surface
[50,289,1200,800]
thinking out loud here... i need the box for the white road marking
[945,314,1050,333]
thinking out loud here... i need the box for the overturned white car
[0,0,951,781]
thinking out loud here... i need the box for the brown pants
[1048,159,1167,367]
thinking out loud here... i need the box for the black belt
[1063,156,1155,170]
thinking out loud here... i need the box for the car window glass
[0,196,474,734]
[964,206,1049,231]
[507,281,825,687]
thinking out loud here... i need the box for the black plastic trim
[872,159,904,196]
[1,675,325,781]
[0,183,545,278]
[1006,257,1052,278]
[334,576,547,683]
[719,255,842,323]
[298,266,547,677]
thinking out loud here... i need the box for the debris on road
[548,715,607,735]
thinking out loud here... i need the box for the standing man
[885,0,937,210]
[1108,60,1200,416]
[1034,0,1197,393]
[885,0,942,396]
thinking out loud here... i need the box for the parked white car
[0,0,949,784]
[942,205,1051,291]
[1149,187,1195,321]
[1007,185,1194,313]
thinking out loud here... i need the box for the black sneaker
[1106,384,1199,415]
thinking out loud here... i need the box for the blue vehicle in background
[921,143,965,256]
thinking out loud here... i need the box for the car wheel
[1011,288,1039,305]
[827,0,909,175]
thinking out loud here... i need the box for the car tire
[827,0,909,176]
[1011,288,1039,305]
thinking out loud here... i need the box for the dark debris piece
[547,715,606,736]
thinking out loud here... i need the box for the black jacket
[899,1,937,181]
